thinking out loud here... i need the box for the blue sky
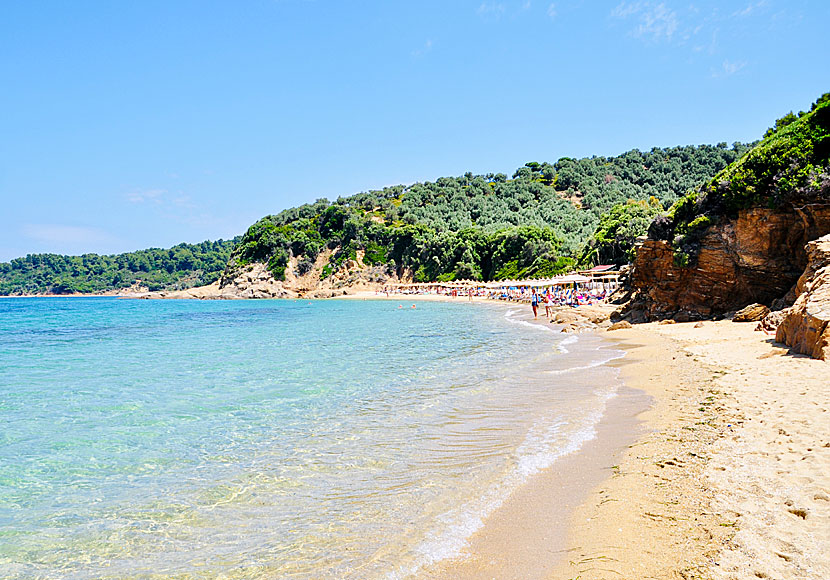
[1,0,827,261]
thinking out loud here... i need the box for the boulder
[575,305,611,324]
[607,320,633,331]
[776,234,830,360]
[733,303,771,322]
[756,310,787,333]
[552,310,583,325]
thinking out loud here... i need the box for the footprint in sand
[784,500,808,519]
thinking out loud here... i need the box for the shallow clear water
[0,297,623,579]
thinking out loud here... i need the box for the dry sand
[421,317,829,579]
[553,321,829,580]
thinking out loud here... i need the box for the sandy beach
[554,321,827,579]
[403,303,829,578]
[21,290,828,578]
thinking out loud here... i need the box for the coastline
[7,294,827,578]
[547,322,729,579]
[407,304,829,578]
[419,306,652,579]
[549,320,829,579]
[424,383,650,579]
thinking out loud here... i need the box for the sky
[1,0,828,261]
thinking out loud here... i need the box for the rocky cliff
[622,95,830,323]
[625,204,830,321]
[775,234,830,359]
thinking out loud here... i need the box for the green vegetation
[650,93,830,267]
[578,197,665,267]
[231,143,749,282]
[1,135,762,293]
[713,95,830,211]
[0,239,238,295]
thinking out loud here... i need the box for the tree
[579,198,665,267]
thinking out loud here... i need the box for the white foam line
[392,385,620,579]
[545,349,626,375]
[502,308,577,353]
[557,334,578,353]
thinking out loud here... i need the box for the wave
[398,384,619,578]
[545,347,626,375]
[502,308,578,353]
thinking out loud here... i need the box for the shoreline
[425,382,650,579]
[547,322,729,579]
[420,306,649,579]
[7,294,827,577]
[415,305,829,578]
[548,320,827,579]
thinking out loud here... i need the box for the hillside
[0,144,750,296]
[223,143,749,292]
[624,93,830,322]
[0,239,239,295]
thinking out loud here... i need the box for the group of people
[529,286,606,319]
[380,281,614,314]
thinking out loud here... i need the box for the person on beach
[530,289,539,319]
[544,289,553,318]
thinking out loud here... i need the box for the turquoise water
[0,298,623,579]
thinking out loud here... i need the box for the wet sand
[421,316,829,579]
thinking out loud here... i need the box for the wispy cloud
[126,188,194,209]
[546,3,557,20]
[733,0,769,18]
[477,1,506,19]
[611,1,679,42]
[22,224,115,245]
[411,39,433,58]
[692,27,718,55]
[478,0,557,22]
[124,187,217,228]
[713,59,747,77]
[126,188,166,204]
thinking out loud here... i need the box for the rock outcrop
[145,248,401,300]
[145,263,297,299]
[623,97,830,323]
[756,309,787,333]
[775,234,830,360]
[550,305,613,333]
[625,205,830,321]
[733,303,770,322]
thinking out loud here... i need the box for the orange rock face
[776,234,830,360]
[626,206,830,322]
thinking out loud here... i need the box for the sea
[0,297,626,579]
